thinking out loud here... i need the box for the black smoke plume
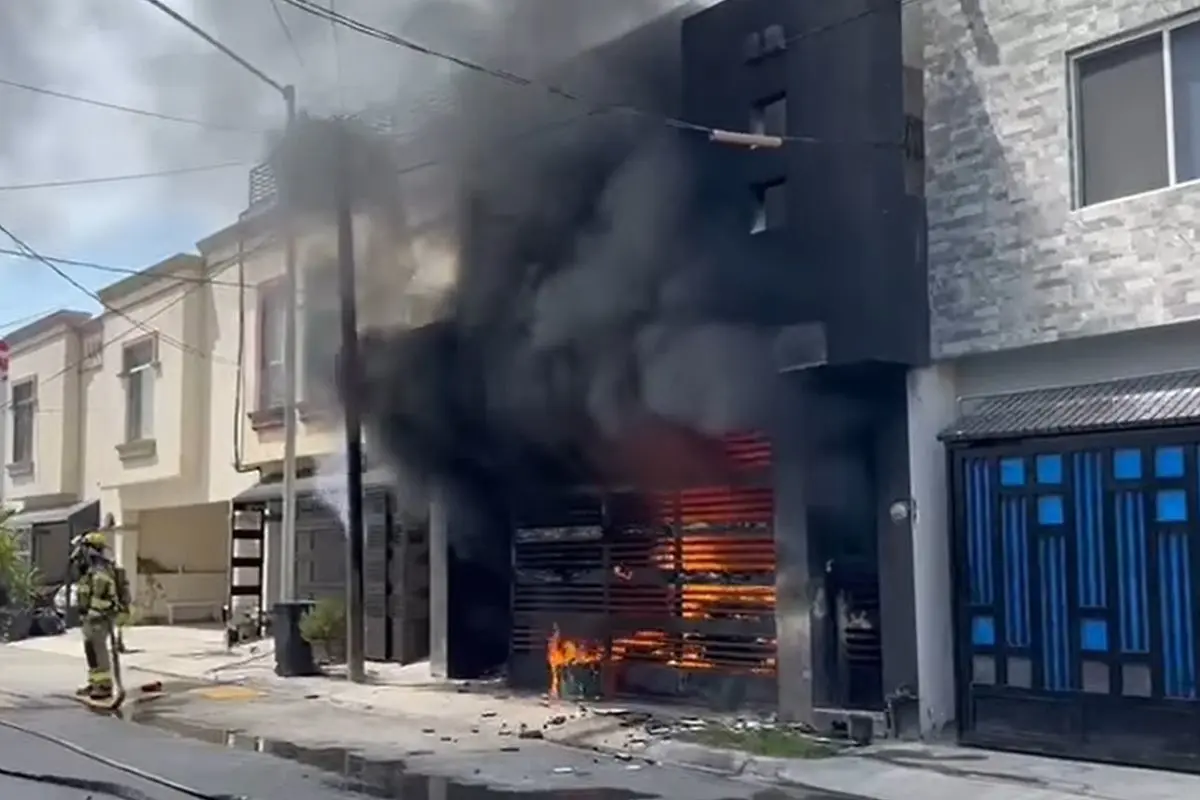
[276,1,807,530]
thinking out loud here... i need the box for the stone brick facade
[925,0,1200,358]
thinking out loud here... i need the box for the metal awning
[233,466,395,505]
[940,370,1200,443]
[4,499,99,529]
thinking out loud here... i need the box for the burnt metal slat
[508,432,778,705]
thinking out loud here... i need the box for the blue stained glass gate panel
[955,442,1200,702]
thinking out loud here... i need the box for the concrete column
[428,484,449,679]
[905,363,958,737]
[774,383,814,722]
[262,510,281,607]
[875,397,919,708]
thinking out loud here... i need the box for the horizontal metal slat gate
[509,433,777,707]
[950,433,1200,770]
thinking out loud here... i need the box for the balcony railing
[245,107,413,211]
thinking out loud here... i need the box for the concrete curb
[546,735,1100,800]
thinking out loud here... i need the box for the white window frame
[9,377,35,465]
[121,336,158,443]
[301,262,337,404]
[1069,10,1200,209]
[258,279,288,410]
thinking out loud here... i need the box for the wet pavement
[0,689,849,799]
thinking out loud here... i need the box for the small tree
[298,597,347,664]
[0,509,39,641]
[0,510,37,606]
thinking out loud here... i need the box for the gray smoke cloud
[0,1,490,255]
[267,0,809,525]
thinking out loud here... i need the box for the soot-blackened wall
[681,0,926,367]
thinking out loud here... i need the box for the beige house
[2,310,96,584]
[2,255,250,623]
[197,208,450,615]
[1,197,452,630]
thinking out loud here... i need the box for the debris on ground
[590,709,851,759]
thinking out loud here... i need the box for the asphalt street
[0,697,844,800]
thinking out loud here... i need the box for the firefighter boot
[88,680,114,701]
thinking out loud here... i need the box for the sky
[0,0,707,336]
[0,0,477,334]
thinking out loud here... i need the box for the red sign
[0,339,8,380]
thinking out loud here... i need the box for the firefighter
[70,532,119,701]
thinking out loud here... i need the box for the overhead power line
[277,0,907,149]
[267,0,307,69]
[0,250,248,412]
[0,247,245,287]
[0,221,237,366]
[140,0,287,95]
[0,76,261,133]
[0,308,62,332]
[0,161,249,191]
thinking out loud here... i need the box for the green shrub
[298,597,346,645]
[0,513,38,609]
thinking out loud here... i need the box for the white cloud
[0,0,708,262]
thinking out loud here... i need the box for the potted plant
[0,514,39,641]
[298,597,347,665]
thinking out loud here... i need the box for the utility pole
[336,127,367,683]
[279,84,300,604]
[139,0,307,665]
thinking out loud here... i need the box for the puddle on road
[125,713,816,800]
[129,713,653,799]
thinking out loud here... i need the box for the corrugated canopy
[940,370,1200,443]
[4,499,98,529]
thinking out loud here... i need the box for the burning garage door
[509,433,776,706]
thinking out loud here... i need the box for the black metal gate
[509,434,777,708]
[295,487,429,664]
[950,431,1200,770]
[231,476,429,664]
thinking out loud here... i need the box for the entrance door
[951,438,1200,770]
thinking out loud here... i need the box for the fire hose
[0,716,248,800]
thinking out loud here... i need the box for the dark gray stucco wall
[925,0,1200,358]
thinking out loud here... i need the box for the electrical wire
[0,718,239,800]
[0,236,277,412]
[0,247,244,287]
[0,76,260,134]
[0,254,235,412]
[0,161,250,192]
[0,222,228,365]
[267,0,307,69]
[140,0,286,96]
[277,0,908,149]
[0,308,61,331]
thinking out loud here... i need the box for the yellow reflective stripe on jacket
[77,568,118,615]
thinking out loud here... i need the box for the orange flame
[546,625,604,698]
[540,432,778,696]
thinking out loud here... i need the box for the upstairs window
[258,279,288,410]
[751,95,787,137]
[302,262,339,406]
[751,179,787,234]
[1074,17,1200,206]
[122,337,157,443]
[9,378,35,465]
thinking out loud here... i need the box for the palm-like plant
[0,509,38,610]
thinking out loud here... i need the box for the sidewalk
[9,626,1200,800]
